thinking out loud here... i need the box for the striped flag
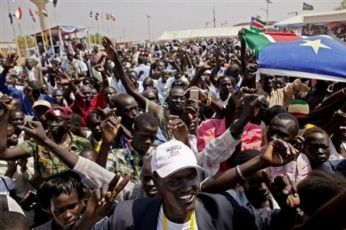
[42,8,48,17]
[111,14,116,21]
[8,12,13,24]
[89,11,93,18]
[250,17,265,32]
[29,9,36,23]
[106,13,111,20]
[95,12,99,21]
[14,7,23,19]
[303,2,314,10]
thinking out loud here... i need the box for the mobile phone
[189,89,199,109]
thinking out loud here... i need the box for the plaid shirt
[106,144,156,182]
[19,132,91,179]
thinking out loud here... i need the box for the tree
[336,0,346,10]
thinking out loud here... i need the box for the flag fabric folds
[8,13,13,24]
[241,28,346,82]
[15,7,23,19]
[29,9,36,23]
[303,2,314,11]
[42,8,48,17]
[250,17,265,32]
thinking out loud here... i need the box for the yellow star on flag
[300,39,331,55]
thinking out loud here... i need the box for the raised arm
[202,140,298,192]
[103,37,147,109]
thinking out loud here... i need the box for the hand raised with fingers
[84,173,132,220]
[102,37,117,60]
[100,110,122,145]
[168,115,189,143]
[261,139,299,167]
[3,53,18,70]
[21,121,48,146]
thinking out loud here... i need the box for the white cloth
[197,130,240,177]
[156,206,198,230]
[134,64,150,81]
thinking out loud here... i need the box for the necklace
[163,210,195,230]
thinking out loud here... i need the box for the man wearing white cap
[85,139,258,230]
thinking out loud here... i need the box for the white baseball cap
[151,140,203,178]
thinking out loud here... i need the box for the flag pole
[7,0,21,58]
[17,22,29,57]
[30,20,39,55]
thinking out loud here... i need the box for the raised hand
[100,110,122,145]
[3,53,18,71]
[261,139,299,167]
[0,95,15,118]
[84,173,131,220]
[20,121,49,146]
[168,115,189,144]
[102,37,117,60]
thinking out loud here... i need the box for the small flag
[14,7,23,19]
[106,13,110,20]
[95,12,99,21]
[8,12,13,24]
[29,9,36,23]
[111,14,116,21]
[303,2,314,10]
[266,0,273,3]
[250,17,265,32]
[42,8,48,17]
[89,11,93,18]
[53,0,58,7]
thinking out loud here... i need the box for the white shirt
[134,64,151,81]
[156,206,198,230]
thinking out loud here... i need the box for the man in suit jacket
[86,140,258,230]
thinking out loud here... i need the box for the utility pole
[146,14,151,41]
[265,0,272,29]
[205,21,211,28]
[213,6,216,28]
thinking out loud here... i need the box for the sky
[0,0,342,42]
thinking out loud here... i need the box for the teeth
[179,194,193,200]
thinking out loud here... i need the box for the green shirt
[19,132,91,179]
[106,145,156,182]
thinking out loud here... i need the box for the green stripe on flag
[241,29,272,55]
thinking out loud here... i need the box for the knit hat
[288,99,309,117]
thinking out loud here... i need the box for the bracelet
[236,165,246,181]
[337,109,346,118]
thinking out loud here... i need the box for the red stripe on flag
[251,21,265,29]
[266,32,301,42]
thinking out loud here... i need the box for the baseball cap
[32,100,51,109]
[0,194,25,215]
[151,140,203,178]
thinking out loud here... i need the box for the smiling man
[89,139,258,229]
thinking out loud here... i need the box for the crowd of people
[0,33,345,230]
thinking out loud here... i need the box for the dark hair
[303,126,328,140]
[0,211,29,230]
[134,113,158,130]
[86,111,100,129]
[228,149,261,168]
[37,170,85,210]
[263,105,287,125]
[274,112,299,136]
[28,80,42,90]
[298,170,346,216]
[111,93,135,112]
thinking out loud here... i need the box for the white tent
[157,26,245,41]
[274,10,346,27]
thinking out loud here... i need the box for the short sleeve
[18,141,38,157]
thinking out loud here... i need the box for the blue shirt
[0,73,52,115]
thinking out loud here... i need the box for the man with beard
[0,105,91,185]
